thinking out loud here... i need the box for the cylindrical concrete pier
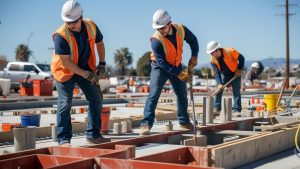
[13,126,36,152]
[226,98,232,121]
[51,124,57,142]
[206,96,214,124]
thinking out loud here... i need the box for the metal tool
[188,68,197,145]
[189,81,197,136]
[210,76,237,97]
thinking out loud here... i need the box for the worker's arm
[96,41,105,62]
[95,26,105,63]
[183,25,199,58]
[211,63,222,84]
[151,38,182,75]
[59,55,87,77]
[54,34,88,77]
[237,53,245,69]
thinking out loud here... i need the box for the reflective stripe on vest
[51,18,97,83]
[150,23,185,67]
[210,48,239,73]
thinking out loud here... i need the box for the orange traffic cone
[251,96,255,104]
[256,97,260,104]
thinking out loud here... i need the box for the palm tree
[114,47,133,76]
[15,44,32,62]
[136,51,151,76]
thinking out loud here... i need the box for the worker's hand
[188,56,197,70]
[235,69,242,77]
[178,69,192,82]
[96,62,106,79]
[83,71,95,82]
[217,84,223,90]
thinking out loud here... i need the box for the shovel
[210,76,237,97]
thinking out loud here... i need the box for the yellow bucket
[263,94,279,111]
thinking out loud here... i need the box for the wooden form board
[211,126,298,169]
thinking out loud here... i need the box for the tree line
[4,44,298,79]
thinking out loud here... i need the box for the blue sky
[0,0,299,68]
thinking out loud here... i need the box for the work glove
[178,69,192,82]
[83,71,94,82]
[188,56,197,70]
[235,69,242,77]
[96,62,106,79]
[217,84,223,90]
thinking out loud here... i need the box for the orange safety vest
[150,23,185,67]
[210,48,240,73]
[51,18,97,83]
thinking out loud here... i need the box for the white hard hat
[206,41,220,54]
[152,9,171,29]
[251,62,260,68]
[61,0,83,22]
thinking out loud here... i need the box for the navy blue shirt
[211,49,245,84]
[54,21,103,70]
[151,24,199,76]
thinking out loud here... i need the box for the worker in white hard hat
[51,0,109,146]
[140,9,199,135]
[207,41,245,117]
[245,62,260,83]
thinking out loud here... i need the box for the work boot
[86,136,111,145]
[179,123,194,130]
[139,125,151,136]
[214,108,221,118]
[233,111,241,117]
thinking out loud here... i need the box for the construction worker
[140,9,199,135]
[51,0,108,146]
[129,77,135,92]
[207,41,245,117]
[245,62,260,84]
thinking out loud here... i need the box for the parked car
[0,62,52,91]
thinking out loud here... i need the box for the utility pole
[277,0,296,89]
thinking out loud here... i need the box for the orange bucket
[101,107,111,134]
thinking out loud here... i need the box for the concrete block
[275,115,299,123]
[109,117,131,129]
[168,134,183,145]
[155,112,177,121]
[126,121,132,133]
[36,127,48,138]
[121,121,128,133]
[0,131,14,142]
[72,122,87,133]
[182,135,207,146]
[113,122,122,135]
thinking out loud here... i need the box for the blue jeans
[55,75,102,144]
[214,74,242,112]
[141,67,190,128]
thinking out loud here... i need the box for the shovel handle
[211,76,237,97]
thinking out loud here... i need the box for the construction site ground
[0,91,300,169]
